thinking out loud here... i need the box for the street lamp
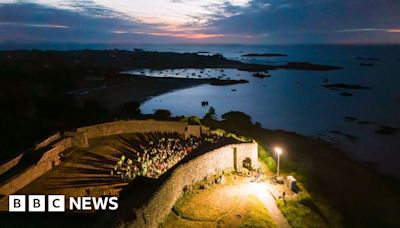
[274,147,282,177]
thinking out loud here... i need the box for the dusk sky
[1,0,400,45]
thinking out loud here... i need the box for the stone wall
[234,142,258,170]
[0,154,23,176]
[0,132,63,176]
[0,137,73,195]
[129,141,258,228]
[34,132,61,149]
[185,125,202,139]
[76,120,194,141]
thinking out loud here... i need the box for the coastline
[82,75,248,110]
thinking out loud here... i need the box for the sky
[0,0,400,45]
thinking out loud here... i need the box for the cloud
[0,3,173,43]
[0,0,255,42]
[0,22,69,29]
[335,28,400,33]
[387,29,400,33]
[206,0,400,43]
[0,0,399,45]
[27,0,251,27]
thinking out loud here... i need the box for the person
[254,169,259,182]
[282,191,286,205]
[85,188,91,196]
[221,175,225,184]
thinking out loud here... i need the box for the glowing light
[250,183,266,199]
[274,147,282,155]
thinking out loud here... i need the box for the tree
[121,101,141,118]
[203,106,216,122]
[153,109,172,120]
[208,107,216,118]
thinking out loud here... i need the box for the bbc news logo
[9,195,118,212]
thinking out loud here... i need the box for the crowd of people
[112,132,225,181]
[111,134,217,181]
[140,136,201,178]
[203,133,223,143]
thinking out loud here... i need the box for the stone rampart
[76,120,197,141]
[129,141,258,227]
[0,154,23,176]
[0,137,73,195]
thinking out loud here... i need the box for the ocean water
[129,44,400,176]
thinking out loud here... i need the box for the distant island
[323,83,372,90]
[252,72,271,78]
[281,62,342,71]
[375,126,399,135]
[242,53,288,57]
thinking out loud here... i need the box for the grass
[161,212,214,228]
[257,144,276,172]
[162,174,277,228]
[277,198,325,228]
[275,182,342,228]
[256,143,341,227]
[238,195,277,228]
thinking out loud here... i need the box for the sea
[8,43,398,176]
[123,44,400,177]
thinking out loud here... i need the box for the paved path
[249,182,291,228]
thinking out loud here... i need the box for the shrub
[277,198,326,228]
[257,144,276,172]
[214,128,226,136]
[153,109,172,120]
[188,116,201,125]
[276,183,330,228]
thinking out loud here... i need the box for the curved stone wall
[128,142,258,227]
[76,120,191,141]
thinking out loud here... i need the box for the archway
[242,157,252,170]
